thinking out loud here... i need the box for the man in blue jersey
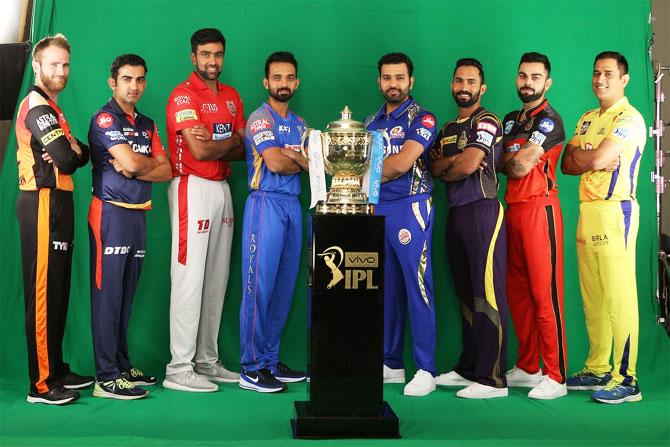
[87,54,172,399]
[239,51,309,393]
[365,52,438,397]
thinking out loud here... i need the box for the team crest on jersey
[457,131,468,150]
[226,101,237,116]
[524,118,535,132]
[504,120,514,135]
[390,126,405,139]
[580,121,591,135]
[398,229,412,245]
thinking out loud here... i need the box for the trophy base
[316,201,374,215]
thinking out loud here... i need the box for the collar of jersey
[189,71,223,92]
[106,97,139,122]
[374,97,414,120]
[263,102,292,122]
[29,85,61,112]
[598,96,629,116]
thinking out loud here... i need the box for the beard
[40,72,67,92]
[452,90,479,107]
[382,87,409,104]
[517,86,544,103]
[196,64,221,81]
[269,87,293,103]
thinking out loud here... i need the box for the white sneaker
[456,382,508,399]
[162,371,217,392]
[528,375,567,400]
[194,360,240,383]
[435,370,473,387]
[403,370,436,396]
[506,366,542,387]
[383,365,405,384]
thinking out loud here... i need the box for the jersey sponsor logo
[104,246,131,255]
[529,130,546,146]
[538,118,555,133]
[97,112,114,129]
[398,228,412,245]
[506,143,521,152]
[477,121,497,134]
[476,130,493,146]
[221,216,234,226]
[40,128,64,146]
[591,233,609,246]
[421,115,435,128]
[52,241,69,251]
[250,118,272,133]
[197,219,210,233]
[130,142,150,154]
[614,127,629,139]
[201,103,219,113]
[504,120,514,135]
[175,109,197,123]
[579,121,591,135]
[213,123,232,140]
[387,144,402,156]
[284,144,302,152]
[524,118,535,132]
[390,126,405,139]
[36,113,58,131]
[142,129,153,140]
[134,250,146,258]
[441,135,457,146]
[174,95,191,105]
[104,130,125,141]
[278,125,290,133]
[226,100,237,116]
[253,130,274,145]
[416,127,432,141]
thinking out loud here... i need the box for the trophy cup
[302,106,386,215]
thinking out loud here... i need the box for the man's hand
[68,135,82,157]
[601,156,620,172]
[429,147,443,162]
[189,125,211,141]
[42,151,53,164]
[110,158,133,178]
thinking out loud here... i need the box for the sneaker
[566,368,612,391]
[194,360,240,383]
[383,365,405,384]
[59,370,94,390]
[239,368,287,393]
[163,371,217,392]
[528,375,567,400]
[591,380,642,404]
[122,368,157,386]
[435,370,473,387]
[268,362,306,383]
[27,386,80,405]
[93,378,148,400]
[506,366,542,388]
[403,370,436,396]
[456,382,508,399]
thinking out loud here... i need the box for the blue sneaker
[239,368,287,393]
[268,362,306,383]
[566,368,612,390]
[591,380,642,404]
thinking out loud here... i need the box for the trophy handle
[300,128,312,160]
[380,129,392,158]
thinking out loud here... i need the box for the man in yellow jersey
[561,51,645,404]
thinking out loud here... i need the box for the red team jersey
[166,71,245,180]
[502,100,565,204]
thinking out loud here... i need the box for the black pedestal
[291,214,399,439]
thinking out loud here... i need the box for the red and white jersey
[166,71,245,180]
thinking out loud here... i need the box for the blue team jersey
[88,99,166,209]
[365,98,437,202]
[244,103,306,196]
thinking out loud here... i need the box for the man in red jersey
[163,28,245,392]
[500,52,567,400]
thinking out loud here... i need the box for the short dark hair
[519,52,551,76]
[377,52,414,77]
[594,51,629,75]
[454,58,484,83]
[110,54,147,80]
[190,28,226,54]
[264,51,298,78]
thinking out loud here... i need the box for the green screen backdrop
[1,0,667,406]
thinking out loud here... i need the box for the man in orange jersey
[15,34,92,405]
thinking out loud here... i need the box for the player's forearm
[431,156,452,177]
[442,154,478,182]
[382,155,413,180]
[573,147,619,171]
[136,158,172,182]
[502,154,533,179]
[191,132,243,161]
[560,145,586,175]
[282,149,309,171]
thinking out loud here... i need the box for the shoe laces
[602,379,622,391]
[115,378,135,389]
[129,368,144,378]
[536,375,554,389]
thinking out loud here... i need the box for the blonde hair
[32,33,70,62]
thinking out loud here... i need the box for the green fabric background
[1,0,668,445]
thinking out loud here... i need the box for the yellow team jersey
[573,97,645,202]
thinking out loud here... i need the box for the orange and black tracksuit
[15,85,88,394]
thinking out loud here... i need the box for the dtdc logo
[318,246,379,290]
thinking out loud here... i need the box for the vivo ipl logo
[318,246,379,290]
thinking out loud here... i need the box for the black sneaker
[93,378,148,400]
[268,362,306,383]
[122,368,157,386]
[27,386,80,405]
[239,368,287,393]
[59,370,95,389]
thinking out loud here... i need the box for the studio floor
[1,371,668,447]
